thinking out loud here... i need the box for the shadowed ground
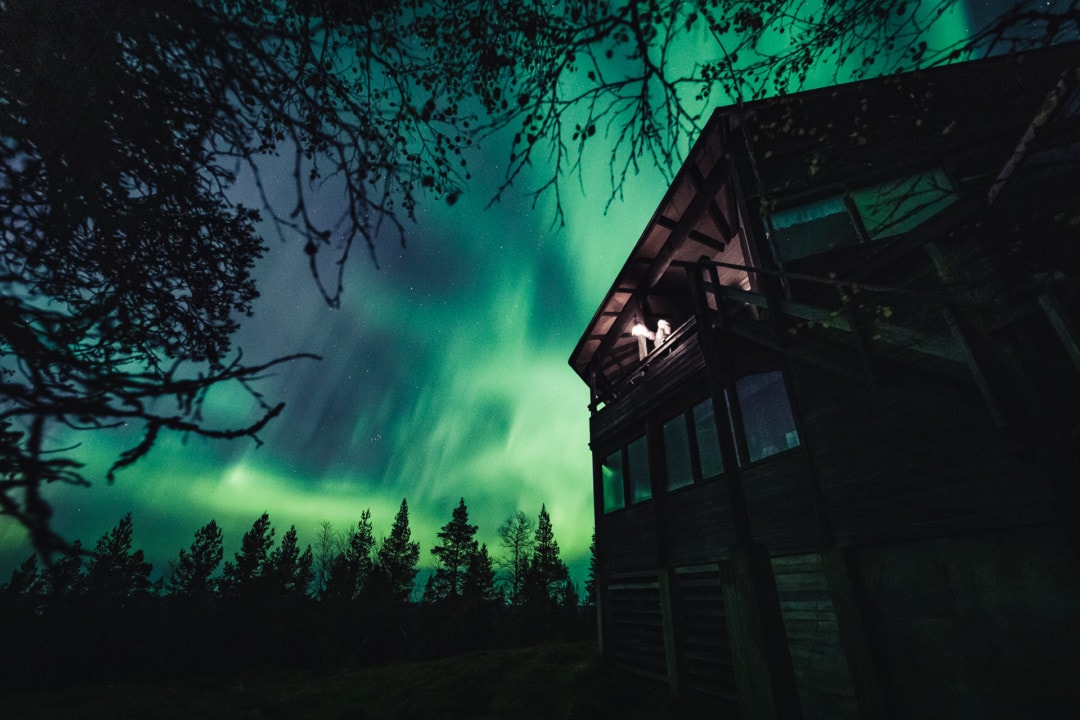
[0,641,723,719]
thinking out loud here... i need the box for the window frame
[597,371,802,514]
[658,395,728,494]
[626,433,653,505]
[766,166,958,264]
[599,432,654,514]
[661,411,696,492]
[729,370,801,466]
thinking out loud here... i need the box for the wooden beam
[655,215,727,252]
[822,548,891,720]
[1039,288,1080,374]
[689,163,735,244]
[658,568,681,696]
[722,546,805,720]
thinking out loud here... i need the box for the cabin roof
[568,42,1080,392]
[564,109,748,394]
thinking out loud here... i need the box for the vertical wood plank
[723,546,805,720]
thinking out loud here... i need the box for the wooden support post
[690,260,803,717]
[837,285,878,383]
[595,575,606,658]
[658,567,681,697]
[926,242,1010,426]
[939,306,1008,426]
[722,546,804,720]
[822,547,891,720]
[590,451,609,661]
[1039,289,1080,375]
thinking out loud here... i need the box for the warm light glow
[655,319,671,345]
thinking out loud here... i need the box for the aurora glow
[0,2,983,587]
[0,131,667,585]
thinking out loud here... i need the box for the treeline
[0,498,595,687]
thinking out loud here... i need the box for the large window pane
[627,435,652,503]
[736,372,801,463]
[601,451,625,513]
[851,168,956,240]
[692,398,724,479]
[771,196,861,262]
[663,415,693,491]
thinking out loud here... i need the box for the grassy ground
[0,642,721,719]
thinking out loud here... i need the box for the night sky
[0,3,984,587]
[0,127,665,585]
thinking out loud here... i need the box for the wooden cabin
[569,43,1080,719]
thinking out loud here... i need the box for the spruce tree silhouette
[377,499,421,605]
[426,499,478,603]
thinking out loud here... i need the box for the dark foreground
[0,642,719,719]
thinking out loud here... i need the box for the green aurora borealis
[0,1,982,586]
[0,135,669,584]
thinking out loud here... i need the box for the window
[770,196,861,262]
[601,434,654,512]
[850,168,956,240]
[735,371,801,463]
[662,397,725,492]
[770,168,957,262]
[602,375,801,508]
[601,451,625,513]
[627,435,652,503]
[693,398,725,479]
[663,414,694,491]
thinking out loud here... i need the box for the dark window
[663,414,694,491]
[692,397,725,479]
[850,168,956,240]
[627,435,652,503]
[735,371,801,463]
[770,196,861,262]
[771,169,956,263]
[663,397,726,492]
[601,451,625,513]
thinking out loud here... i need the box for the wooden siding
[788,361,1055,546]
[607,573,668,681]
[850,525,1080,718]
[740,449,822,553]
[772,553,859,720]
[591,332,706,447]
[661,481,737,567]
[674,565,740,705]
[599,503,659,575]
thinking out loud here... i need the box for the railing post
[689,260,804,719]
[837,283,879,383]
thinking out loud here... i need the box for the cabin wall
[771,553,860,720]
[785,360,1056,546]
[590,326,1078,717]
[598,502,659,575]
[673,564,740,703]
[661,482,736,567]
[850,524,1080,719]
[741,450,821,552]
